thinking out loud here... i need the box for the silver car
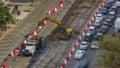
[80,41,89,49]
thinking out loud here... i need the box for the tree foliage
[0,2,13,24]
[98,34,120,68]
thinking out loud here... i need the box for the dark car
[94,32,103,40]
[93,20,101,28]
[84,32,94,42]
[108,10,116,20]
[74,58,89,68]
[103,18,113,27]
[111,5,118,13]
[100,25,109,33]
[104,1,112,9]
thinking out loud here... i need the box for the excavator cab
[58,26,72,38]
[66,27,72,36]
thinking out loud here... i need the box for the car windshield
[104,21,108,24]
[102,26,107,29]
[89,26,95,31]
[109,11,115,15]
[97,14,102,17]
[86,33,91,36]
[97,33,103,36]
[97,16,102,17]
[106,18,111,22]
[94,21,99,24]
[82,42,87,45]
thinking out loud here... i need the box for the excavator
[38,17,73,39]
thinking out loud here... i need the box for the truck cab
[22,41,37,56]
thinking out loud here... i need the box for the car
[84,32,94,42]
[103,18,113,27]
[104,1,112,9]
[108,10,116,20]
[80,41,89,49]
[94,32,103,40]
[91,41,99,49]
[74,50,85,59]
[115,1,120,7]
[88,25,96,34]
[111,5,118,13]
[100,25,109,33]
[74,58,89,68]
[93,20,101,28]
[100,7,108,14]
[96,13,104,22]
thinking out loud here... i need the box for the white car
[91,41,99,49]
[88,26,95,31]
[80,41,89,49]
[88,25,96,34]
[115,1,120,7]
[74,50,85,59]
[93,20,100,27]
[96,13,104,22]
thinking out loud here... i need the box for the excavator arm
[38,17,62,26]
[38,17,72,38]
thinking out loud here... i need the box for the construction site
[0,0,102,68]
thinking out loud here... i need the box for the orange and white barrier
[2,61,7,68]
[48,0,65,15]
[10,48,20,57]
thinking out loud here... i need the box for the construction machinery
[22,40,37,56]
[22,35,42,56]
[38,17,73,39]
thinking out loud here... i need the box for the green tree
[98,34,120,68]
[0,2,13,31]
